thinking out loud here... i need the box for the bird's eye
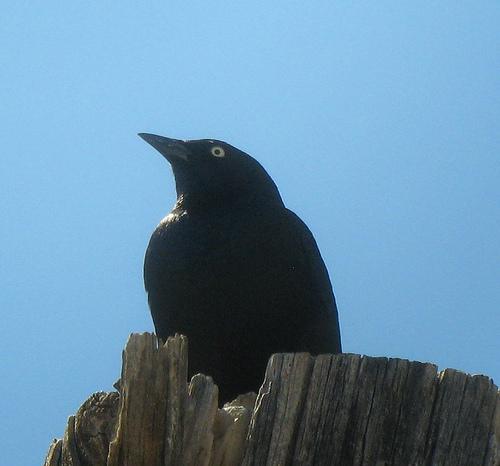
[211,146,225,158]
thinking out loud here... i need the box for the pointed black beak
[138,133,191,163]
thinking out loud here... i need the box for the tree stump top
[44,333,499,466]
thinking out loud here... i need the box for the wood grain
[44,333,499,466]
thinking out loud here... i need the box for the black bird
[139,133,341,403]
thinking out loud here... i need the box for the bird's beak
[138,133,191,163]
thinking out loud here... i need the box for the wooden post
[44,333,499,466]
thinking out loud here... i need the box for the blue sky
[1,2,499,464]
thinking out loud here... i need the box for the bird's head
[139,133,283,211]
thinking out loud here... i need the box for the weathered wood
[45,392,119,466]
[74,392,119,466]
[44,439,62,466]
[242,353,314,465]
[425,369,499,466]
[210,393,257,466]
[44,333,499,466]
[106,333,256,466]
[242,354,440,465]
[107,333,191,466]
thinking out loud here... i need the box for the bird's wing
[279,208,342,353]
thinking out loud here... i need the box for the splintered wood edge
[108,333,189,466]
[242,353,499,466]
[43,439,62,466]
[44,334,499,466]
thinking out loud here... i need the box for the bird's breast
[145,208,297,300]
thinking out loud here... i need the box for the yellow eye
[211,146,225,158]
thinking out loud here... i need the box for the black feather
[140,134,341,403]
